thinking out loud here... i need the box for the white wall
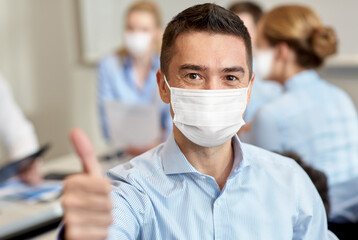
[0,0,357,161]
[81,0,358,65]
[0,0,104,160]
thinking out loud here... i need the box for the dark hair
[280,152,330,216]
[160,3,252,78]
[228,1,263,24]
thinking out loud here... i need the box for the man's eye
[186,73,200,80]
[225,75,238,81]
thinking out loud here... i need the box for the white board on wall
[78,0,132,63]
[79,0,358,67]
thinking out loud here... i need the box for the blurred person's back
[262,72,358,186]
[244,4,358,225]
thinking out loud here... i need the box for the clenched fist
[61,129,113,240]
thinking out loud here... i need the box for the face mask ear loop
[164,75,176,120]
[163,75,171,90]
[243,82,250,120]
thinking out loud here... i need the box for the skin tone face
[237,13,257,51]
[157,32,254,189]
[256,21,304,84]
[126,10,160,55]
[159,32,253,93]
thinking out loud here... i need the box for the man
[61,4,337,239]
[229,1,282,122]
[0,72,42,185]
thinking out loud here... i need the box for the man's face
[157,31,254,104]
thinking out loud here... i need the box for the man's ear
[246,72,255,106]
[156,69,170,104]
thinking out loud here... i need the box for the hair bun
[311,26,337,59]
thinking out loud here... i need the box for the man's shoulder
[107,144,165,185]
[242,142,301,174]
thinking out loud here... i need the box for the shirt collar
[231,135,250,174]
[161,133,250,176]
[161,133,197,175]
[284,70,321,91]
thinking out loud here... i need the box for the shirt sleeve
[108,181,150,239]
[245,106,282,152]
[0,74,39,160]
[292,165,334,240]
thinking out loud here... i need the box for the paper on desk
[104,101,161,148]
[0,179,62,204]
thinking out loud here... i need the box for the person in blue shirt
[60,4,338,240]
[244,5,358,223]
[228,1,282,122]
[97,1,172,156]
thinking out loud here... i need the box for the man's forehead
[174,31,246,47]
[171,31,248,70]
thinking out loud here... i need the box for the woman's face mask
[124,31,152,56]
[255,48,275,80]
[255,23,277,80]
[124,10,158,56]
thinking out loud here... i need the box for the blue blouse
[97,54,172,140]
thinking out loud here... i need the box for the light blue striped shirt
[246,70,358,186]
[105,133,334,239]
[97,54,172,140]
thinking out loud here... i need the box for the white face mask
[255,49,274,79]
[124,32,152,56]
[164,76,248,147]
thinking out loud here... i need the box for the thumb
[69,128,102,176]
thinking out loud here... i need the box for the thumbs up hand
[61,129,113,240]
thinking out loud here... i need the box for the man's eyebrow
[221,66,245,74]
[179,64,208,72]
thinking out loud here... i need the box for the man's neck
[173,127,234,190]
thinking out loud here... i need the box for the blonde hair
[261,5,337,68]
[118,1,162,59]
[126,1,162,27]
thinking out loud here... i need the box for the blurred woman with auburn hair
[246,5,358,224]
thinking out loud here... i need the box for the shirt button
[200,176,206,180]
[216,200,221,206]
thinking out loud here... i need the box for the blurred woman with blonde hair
[97,1,171,156]
[246,5,358,224]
